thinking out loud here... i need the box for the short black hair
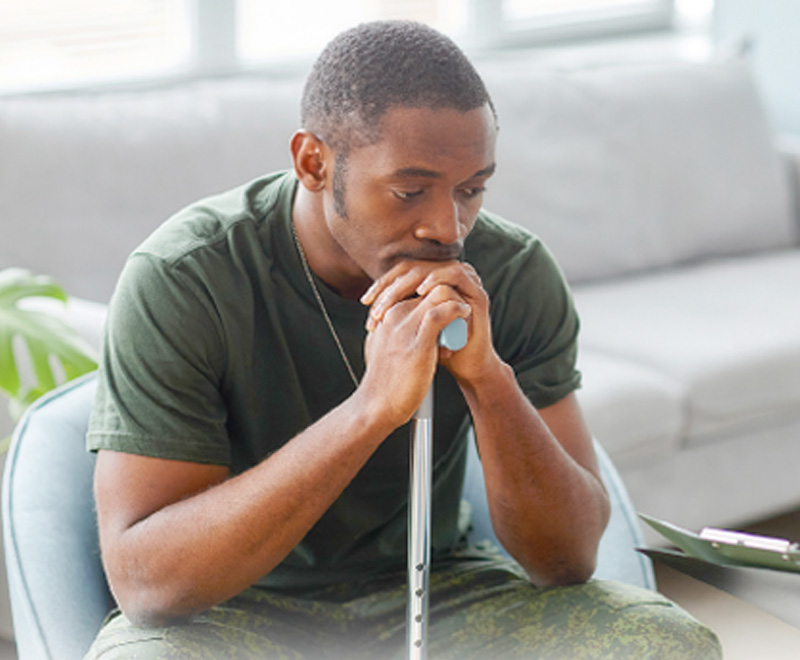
[301,20,495,153]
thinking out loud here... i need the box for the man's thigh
[84,557,721,660]
[359,558,722,660]
[83,587,347,660]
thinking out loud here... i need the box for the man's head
[292,21,497,299]
[300,20,496,157]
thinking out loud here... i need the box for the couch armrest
[778,135,800,241]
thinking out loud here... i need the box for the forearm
[100,389,395,625]
[458,359,609,586]
[363,258,607,582]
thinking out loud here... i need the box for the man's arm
[461,379,609,585]
[95,391,395,626]
[95,277,469,626]
[362,260,609,585]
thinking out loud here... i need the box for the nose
[413,197,462,246]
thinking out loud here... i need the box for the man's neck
[291,187,372,301]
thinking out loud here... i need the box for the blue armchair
[3,373,654,660]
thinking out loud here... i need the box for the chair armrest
[3,374,111,660]
[462,431,655,590]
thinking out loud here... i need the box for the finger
[365,263,450,327]
[360,261,417,306]
[366,295,422,341]
[416,262,482,300]
[416,298,473,350]
[362,258,468,307]
[419,282,469,311]
[375,292,470,348]
[370,276,414,322]
[365,277,467,334]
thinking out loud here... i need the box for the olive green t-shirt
[87,171,581,589]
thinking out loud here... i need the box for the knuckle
[426,305,447,324]
[383,304,403,323]
[427,298,464,322]
[383,297,418,322]
[428,283,456,301]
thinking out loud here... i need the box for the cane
[407,318,468,660]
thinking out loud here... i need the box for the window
[236,0,468,64]
[236,0,676,64]
[480,0,675,47]
[0,0,713,94]
[506,0,669,21]
[0,0,191,93]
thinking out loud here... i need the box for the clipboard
[639,513,800,574]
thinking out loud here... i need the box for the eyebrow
[393,163,496,180]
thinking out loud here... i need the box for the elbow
[510,535,600,588]
[532,553,597,587]
[116,590,197,628]
[103,551,206,627]
[123,605,177,629]
[109,576,200,628]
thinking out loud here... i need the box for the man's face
[321,104,497,289]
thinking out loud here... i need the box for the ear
[290,130,328,192]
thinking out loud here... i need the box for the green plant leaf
[0,268,67,306]
[0,268,97,415]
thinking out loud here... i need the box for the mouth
[393,242,464,264]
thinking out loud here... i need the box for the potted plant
[0,268,98,450]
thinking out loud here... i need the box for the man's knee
[527,580,722,660]
[82,609,305,660]
[427,572,721,659]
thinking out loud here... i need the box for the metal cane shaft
[406,319,467,660]
[408,388,433,660]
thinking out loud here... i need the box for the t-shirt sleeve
[483,233,581,410]
[87,253,231,465]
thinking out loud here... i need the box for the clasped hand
[358,259,498,427]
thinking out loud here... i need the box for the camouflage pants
[84,556,721,660]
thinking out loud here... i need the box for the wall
[715,0,800,137]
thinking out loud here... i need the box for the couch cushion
[479,58,797,283]
[574,250,800,445]
[577,349,684,466]
[0,77,304,302]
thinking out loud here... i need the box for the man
[85,20,721,660]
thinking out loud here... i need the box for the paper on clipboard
[639,513,800,574]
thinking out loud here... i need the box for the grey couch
[2,47,800,645]
[3,53,799,534]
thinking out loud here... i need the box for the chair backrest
[3,373,111,660]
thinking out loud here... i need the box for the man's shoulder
[466,209,572,305]
[135,171,295,266]
[467,209,544,269]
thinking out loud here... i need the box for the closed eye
[394,189,424,201]
[459,186,486,199]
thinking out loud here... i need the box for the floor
[1,510,798,660]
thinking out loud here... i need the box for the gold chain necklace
[291,220,360,389]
